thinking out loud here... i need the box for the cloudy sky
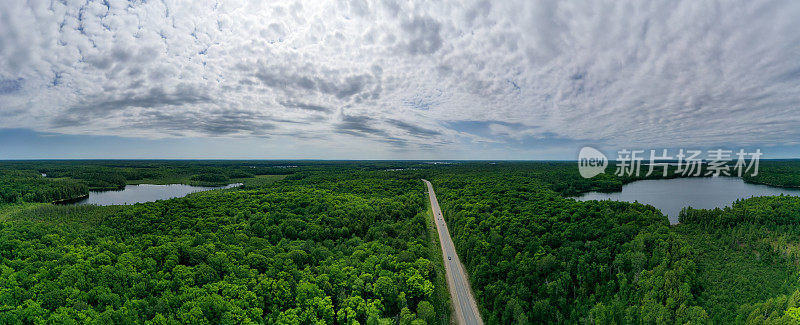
[1,0,800,159]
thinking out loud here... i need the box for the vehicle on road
[424,179,483,324]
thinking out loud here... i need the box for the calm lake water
[573,177,800,224]
[64,183,242,206]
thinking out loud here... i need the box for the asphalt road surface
[423,179,483,325]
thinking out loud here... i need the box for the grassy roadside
[423,186,454,325]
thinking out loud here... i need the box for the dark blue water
[573,177,800,224]
[66,183,241,206]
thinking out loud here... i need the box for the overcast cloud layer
[1,0,800,158]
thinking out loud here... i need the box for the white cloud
[1,0,800,156]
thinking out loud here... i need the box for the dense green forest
[425,162,800,324]
[0,161,420,204]
[430,165,706,324]
[2,160,800,324]
[0,167,448,324]
[0,169,87,203]
[0,160,310,203]
[743,160,800,188]
[676,196,800,323]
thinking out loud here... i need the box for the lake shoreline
[52,194,90,204]
[572,177,800,224]
[59,183,242,206]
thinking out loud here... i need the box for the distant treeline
[423,162,800,323]
[0,166,446,324]
[743,160,800,188]
[3,160,800,323]
[0,169,87,203]
[429,166,705,324]
[0,160,312,203]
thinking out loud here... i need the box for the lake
[63,183,242,206]
[573,177,800,224]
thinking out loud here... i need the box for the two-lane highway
[423,179,483,325]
